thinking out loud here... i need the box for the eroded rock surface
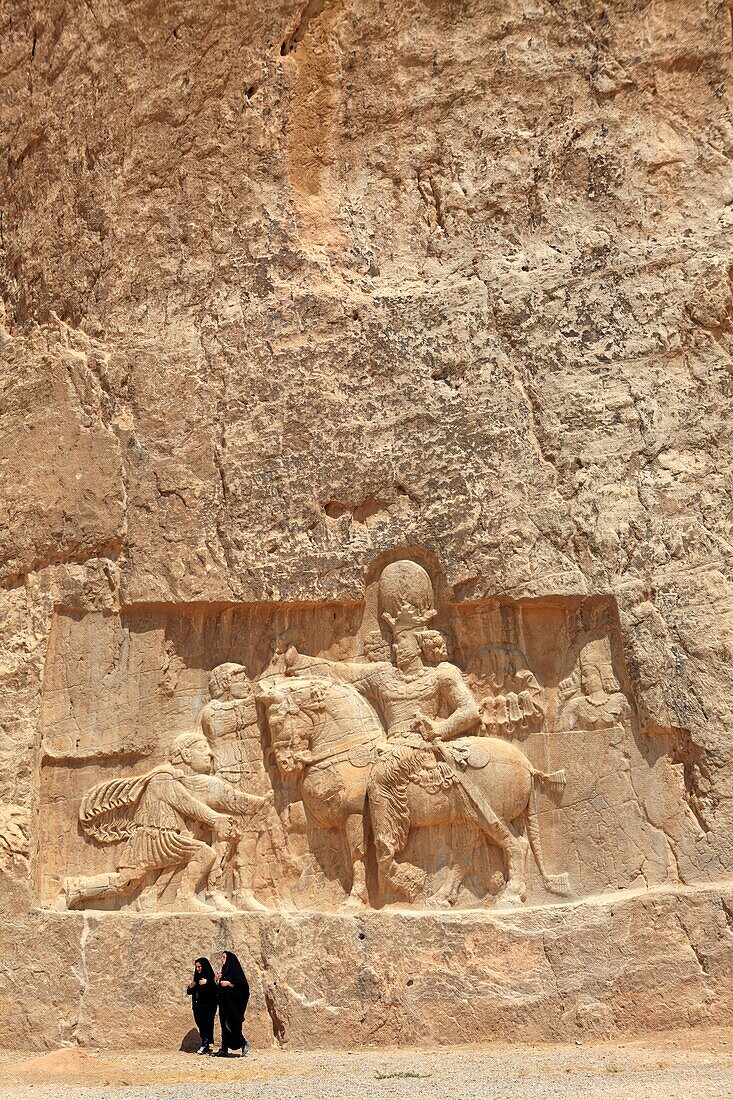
[1,0,733,1049]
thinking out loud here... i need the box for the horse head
[259,680,323,776]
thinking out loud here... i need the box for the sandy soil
[0,1027,732,1099]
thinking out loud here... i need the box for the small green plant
[375,1070,433,1080]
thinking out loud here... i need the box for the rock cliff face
[1,0,733,1050]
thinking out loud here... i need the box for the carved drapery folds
[35,556,703,914]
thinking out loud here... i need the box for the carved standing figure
[62,732,270,912]
[199,662,288,911]
[558,637,631,730]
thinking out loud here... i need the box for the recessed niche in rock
[35,555,701,915]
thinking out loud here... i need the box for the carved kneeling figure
[62,732,270,913]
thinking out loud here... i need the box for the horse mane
[267,683,315,758]
[264,675,385,776]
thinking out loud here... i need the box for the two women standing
[186,951,250,1057]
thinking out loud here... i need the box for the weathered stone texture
[1,0,733,1048]
[2,886,733,1049]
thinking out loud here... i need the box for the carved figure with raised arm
[558,637,631,730]
[62,731,270,913]
[281,560,570,907]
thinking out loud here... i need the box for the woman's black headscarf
[218,951,250,1051]
[191,957,217,1006]
[195,957,216,983]
[221,952,247,987]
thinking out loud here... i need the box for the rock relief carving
[256,676,385,909]
[0,804,30,867]
[60,731,271,912]
[40,552,700,914]
[558,637,631,731]
[270,561,569,908]
[467,644,545,739]
[197,662,296,911]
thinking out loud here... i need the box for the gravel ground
[1,1028,732,1099]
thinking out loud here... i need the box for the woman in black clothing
[213,951,250,1057]
[186,957,218,1055]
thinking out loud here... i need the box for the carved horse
[257,676,385,908]
[258,676,569,908]
[369,734,570,906]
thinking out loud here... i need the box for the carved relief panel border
[34,557,703,915]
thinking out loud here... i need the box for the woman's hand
[187,981,195,991]
[199,977,207,984]
[219,979,233,988]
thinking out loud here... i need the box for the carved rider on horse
[282,562,523,892]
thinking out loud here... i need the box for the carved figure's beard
[190,760,212,775]
[394,653,423,675]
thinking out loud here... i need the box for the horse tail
[526,772,571,897]
[532,768,567,796]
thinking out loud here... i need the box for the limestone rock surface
[1,0,733,1049]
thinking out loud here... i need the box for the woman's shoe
[212,1049,230,1057]
[242,1040,250,1056]
[196,1045,210,1055]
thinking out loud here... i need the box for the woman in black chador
[186,957,218,1055]
[213,951,250,1057]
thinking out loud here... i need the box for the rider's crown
[382,602,437,636]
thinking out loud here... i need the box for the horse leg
[500,827,529,906]
[450,760,535,907]
[448,824,479,906]
[430,824,474,909]
[343,812,369,909]
[526,781,571,896]
[457,797,528,906]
